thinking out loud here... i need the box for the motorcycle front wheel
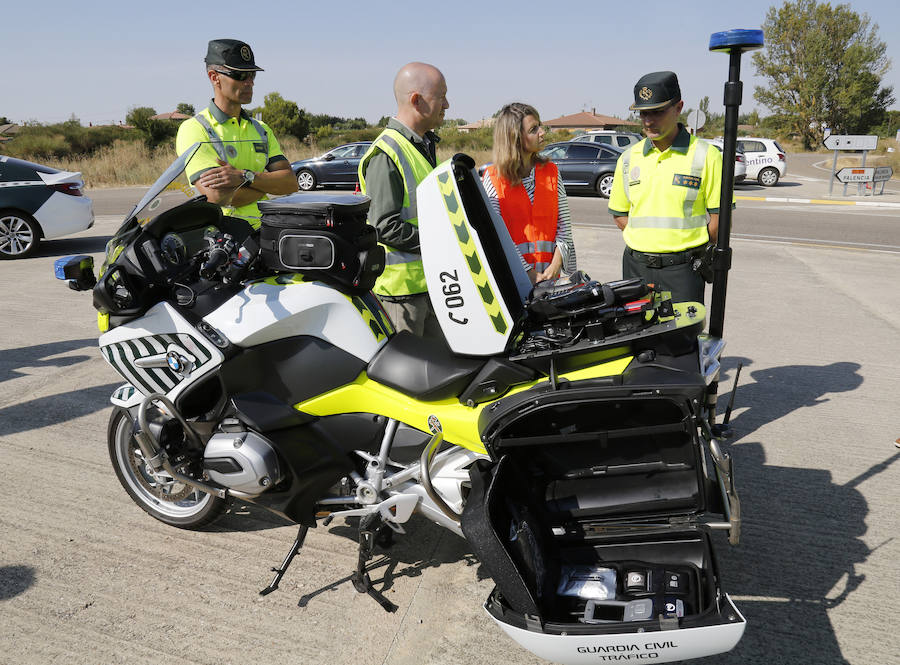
[107,408,226,529]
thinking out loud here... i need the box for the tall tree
[753,0,894,149]
[176,102,195,116]
[252,92,309,142]
[126,106,177,148]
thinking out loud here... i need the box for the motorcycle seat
[367,331,485,402]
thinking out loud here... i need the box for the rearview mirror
[54,255,96,291]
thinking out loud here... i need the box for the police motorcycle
[56,31,758,664]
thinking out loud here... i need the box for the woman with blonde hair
[482,102,576,282]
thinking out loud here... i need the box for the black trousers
[622,249,705,304]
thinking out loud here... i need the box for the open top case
[417,155,744,664]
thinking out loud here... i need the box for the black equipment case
[258,193,384,294]
[462,347,745,664]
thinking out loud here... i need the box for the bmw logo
[166,351,184,372]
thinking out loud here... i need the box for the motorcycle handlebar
[199,233,236,279]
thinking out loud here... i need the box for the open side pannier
[463,381,745,664]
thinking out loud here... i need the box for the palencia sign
[823,134,878,151]
[835,167,874,183]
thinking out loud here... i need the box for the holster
[690,244,716,284]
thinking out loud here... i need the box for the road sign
[823,134,878,151]
[688,109,707,132]
[835,167,874,183]
[874,166,893,182]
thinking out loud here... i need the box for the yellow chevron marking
[436,171,507,334]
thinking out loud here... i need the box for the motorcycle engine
[203,430,283,495]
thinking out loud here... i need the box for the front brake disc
[129,444,196,502]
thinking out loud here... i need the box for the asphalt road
[2,167,899,665]
[87,152,900,253]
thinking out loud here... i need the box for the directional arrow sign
[874,166,893,182]
[835,167,874,183]
[823,134,878,151]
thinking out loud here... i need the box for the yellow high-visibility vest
[609,132,723,253]
[358,128,434,296]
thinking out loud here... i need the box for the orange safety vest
[486,162,558,270]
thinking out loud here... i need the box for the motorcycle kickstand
[351,513,398,613]
[259,525,309,596]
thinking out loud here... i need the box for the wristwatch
[241,170,256,185]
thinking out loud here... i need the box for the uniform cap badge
[639,87,653,101]
[240,46,252,61]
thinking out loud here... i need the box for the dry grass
[36,133,898,189]
[50,140,176,188]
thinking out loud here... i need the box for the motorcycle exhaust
[419,431,462,523]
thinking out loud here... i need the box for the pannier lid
[258,192,370,216]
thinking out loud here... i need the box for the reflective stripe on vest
[194,113,269,161]
[621,137,712,252]
[486,162,557,270]
[358,128,435,296]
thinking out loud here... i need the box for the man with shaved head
[359,62,449,339]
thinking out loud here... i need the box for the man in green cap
[607,71,726,304]
[176,39,297,228]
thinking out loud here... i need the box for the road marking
[572,224,900,254]
[736,195,900,208]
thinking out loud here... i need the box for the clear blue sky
[6,0,899,127]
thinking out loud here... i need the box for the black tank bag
[258,193,384,294]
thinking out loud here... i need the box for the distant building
[458,117,495,133]
[0,123,20,143]
[150,111,192,121]
[544,109,638,132]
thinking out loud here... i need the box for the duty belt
[626,246,703,268]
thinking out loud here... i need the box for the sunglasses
[214,69,256,81]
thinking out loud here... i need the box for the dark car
[290,142,372,191]
[539,141,623,198]
[0,155,94,259]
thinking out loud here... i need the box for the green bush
[1,121,140,161]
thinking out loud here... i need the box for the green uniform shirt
[175,103,287,225]
[609,125,727,253]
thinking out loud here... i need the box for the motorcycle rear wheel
[107,408,226,529]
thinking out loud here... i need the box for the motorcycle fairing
[110,383,143,408]
[294,356,635,455]
[204,275,390,362]
[417,157,531,356]
[99,302,224,400]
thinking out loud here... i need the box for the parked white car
[571,130,642,149]
[0,155,94,258]
[709,139,747,183]
[736,137,787,186]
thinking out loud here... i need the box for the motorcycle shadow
[207,502,295,532]
[295,515,480,608]
[34,235,111,258]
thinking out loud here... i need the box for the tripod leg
[260,525,309,596]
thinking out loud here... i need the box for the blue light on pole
[709,29,765,53]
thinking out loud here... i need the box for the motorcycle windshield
[127,141,202,224]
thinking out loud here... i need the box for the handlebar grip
[200,246,230,279]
